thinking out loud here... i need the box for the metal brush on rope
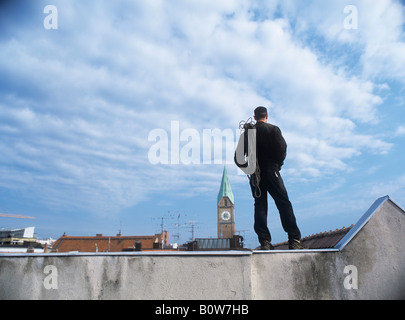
[234,117,261,198]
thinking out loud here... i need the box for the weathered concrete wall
[0,253,252,300]
[1,198,404,300]
[252,251,348,300]
[1,247,403,300]
[338,200,405,299]
[251,199,405,300]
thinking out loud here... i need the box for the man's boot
[288,239,306,250]
[260,240,275,250]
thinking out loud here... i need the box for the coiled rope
[238,117,261,199]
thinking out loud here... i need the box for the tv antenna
[186,220,200,241]
[168,210,190,244]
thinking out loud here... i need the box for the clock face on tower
[221,211,231,221]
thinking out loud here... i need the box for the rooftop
[51,232,168,253]
[274,225,353,250]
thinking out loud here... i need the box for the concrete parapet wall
[0,248,404,300]
[0,252,252,300]
[1,197,404,300]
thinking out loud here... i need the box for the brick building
[51,231,169,253]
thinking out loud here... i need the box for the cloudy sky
[1,0,404,247]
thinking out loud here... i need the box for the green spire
[217,166,234,205]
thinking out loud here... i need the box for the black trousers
[250,168,301,245]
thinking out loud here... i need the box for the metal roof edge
[334,195,390,251]
[0,250,253,258]
[252,249,339,254]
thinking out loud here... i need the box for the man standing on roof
[250,106,305,250]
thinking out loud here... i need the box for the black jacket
[255,121,287,171]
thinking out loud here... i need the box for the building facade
[51,231,169,253]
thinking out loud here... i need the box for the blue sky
[1,0,404,248]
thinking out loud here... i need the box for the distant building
[188,236,244,251]
[0,227,44,253]
[0,226,35,239]
[217,166,235,239]
[51,231,169,253]
[188,167,244,251]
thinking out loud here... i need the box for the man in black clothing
[250,106,305,250]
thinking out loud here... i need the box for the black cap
[254,106,268,118]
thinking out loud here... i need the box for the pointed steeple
[217,166,234,205]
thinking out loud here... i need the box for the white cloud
[395,126,405,136]
[279,0,405,83]
[0,0,400,215]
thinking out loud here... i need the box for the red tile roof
[52,233,167,253]
[273,225,354,250]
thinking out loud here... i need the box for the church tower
[217,167,235,239]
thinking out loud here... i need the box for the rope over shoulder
[235,117,261,198]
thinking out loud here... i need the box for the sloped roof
[217,166,234,205]
[274,196,397,251]
[334,195,392,250]
[273,225,353,250]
